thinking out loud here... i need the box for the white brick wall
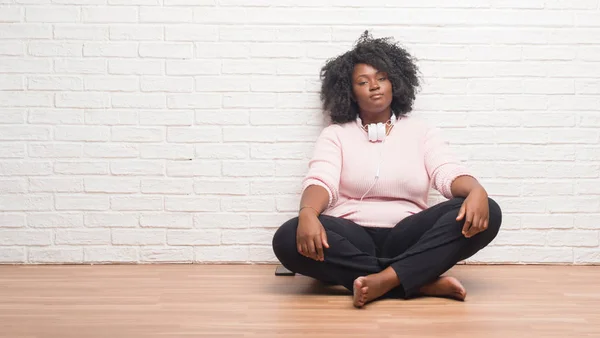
[1,1,599,265]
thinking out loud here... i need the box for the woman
[272,31,502,308]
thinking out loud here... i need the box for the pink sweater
[302,115,474,228]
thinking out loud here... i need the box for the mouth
[370,93,384,100]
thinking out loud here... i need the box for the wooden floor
[0,265,599,338]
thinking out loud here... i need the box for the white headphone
[356,114,397,142]
[356,114,397,200]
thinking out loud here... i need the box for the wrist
[299,206,320,218]
[471,186,487,196]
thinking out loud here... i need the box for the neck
[359,109,393,125]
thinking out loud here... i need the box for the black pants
[272,197,502,299]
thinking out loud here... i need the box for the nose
[369,81,380,91]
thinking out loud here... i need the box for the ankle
[373,267,400,289]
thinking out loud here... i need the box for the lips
[370,93,384,100]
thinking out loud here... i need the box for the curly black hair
[319,30,421,124]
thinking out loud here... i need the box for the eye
[358,81,368,86]
[378,77,387,81]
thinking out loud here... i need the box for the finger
[307,239,317,260]
[301,242,310,259]
[467,215,480,238]
[297,242,303,255]
[470,213,480,237]
[483,219,489,232]
[477,216,487,234]
[315,238,324,261]
[463,210,474,237]
[312,237,321,261]
[456,204,466,221]
[304,243,312,258]
[461,207,471,234]
[478,217,485,234]
[321,230,329,249]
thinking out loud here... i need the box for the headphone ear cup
[377,123,385,141]
[368,124,377,142]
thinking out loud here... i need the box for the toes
[353,284,369,308]
[354,277,365,288]
[353,279,367,308]
[360,287,368,301]
[452,289,466,301]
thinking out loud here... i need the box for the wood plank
[0,265,598,337]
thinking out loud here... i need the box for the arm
[451,175,486,198]
[296,126,342,261]
[296,184,330,261]
[423,126,489,238]
[301,125,342,209]
[453,175,490,238]
[424,126,475,199]
[298,185,329,218]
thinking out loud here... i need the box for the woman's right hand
[296,210,329,261]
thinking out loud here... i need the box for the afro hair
[319,30,421,124]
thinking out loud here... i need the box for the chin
[372,104,392,113]
[359,102,392,115]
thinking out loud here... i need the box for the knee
[272,217,299,266]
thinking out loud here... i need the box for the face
[352,63,393,117]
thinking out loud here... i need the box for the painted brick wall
[1,0,599,264]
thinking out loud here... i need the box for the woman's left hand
[456,187,489,238]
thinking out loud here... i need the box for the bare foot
[418,276,466,301]
[353,277,369,308]
[352,267,400,308]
